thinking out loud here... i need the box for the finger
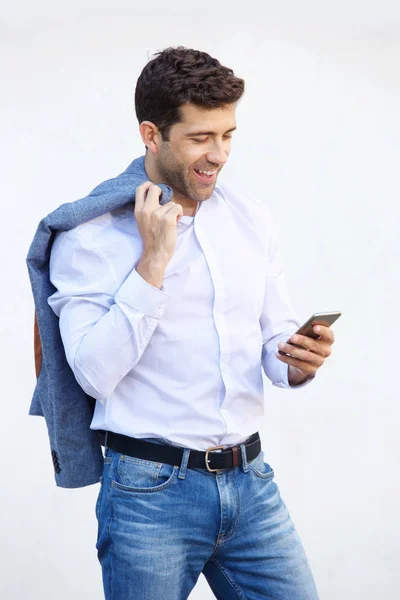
[154,202,183,220]
[277,342,324,365]
[135,182,163,215]
[135,181,154,211]
[142,184,164,212]
[165,203,184,223]
[155,201,181,213]
[287,334,319,352]
[275,350,318,375]
[312,325,335,345]
[287,334,331,357]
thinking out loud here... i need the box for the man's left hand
[275,325,335,386]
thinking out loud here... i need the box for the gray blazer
[26,156,172,488]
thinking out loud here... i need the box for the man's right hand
[134,182,183,288]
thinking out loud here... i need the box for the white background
[1,1,399,598]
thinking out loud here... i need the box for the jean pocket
[248,451,275,480]
[111,454,178,494]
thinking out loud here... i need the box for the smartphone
[278,311,341,355]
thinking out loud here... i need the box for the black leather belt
[97,430,261,473]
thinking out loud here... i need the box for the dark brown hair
[135,46,245,140]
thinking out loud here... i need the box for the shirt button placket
[194,222,232,436]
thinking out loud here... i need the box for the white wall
[1,2,399,598]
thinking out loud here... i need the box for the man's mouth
[193,168,218,184]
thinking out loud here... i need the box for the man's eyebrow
[184,126,237,137]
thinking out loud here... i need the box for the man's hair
[135,46,245,141]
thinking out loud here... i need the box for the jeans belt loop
[239,442,250,473]
[178,448,191,480]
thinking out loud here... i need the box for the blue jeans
[95,438,319,599]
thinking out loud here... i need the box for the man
[48,47,333,599]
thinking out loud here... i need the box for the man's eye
[191,136,232,143]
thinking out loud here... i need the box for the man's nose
[206,144,229,167]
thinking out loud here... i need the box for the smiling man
[142,102,235,212]
[47,47,332,599]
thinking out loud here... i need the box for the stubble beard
[157,147,216,203]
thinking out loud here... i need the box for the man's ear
[139,121,162,154]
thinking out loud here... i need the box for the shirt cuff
[273,362,316,389]
[287,367,316,388]
[115,268,170,318]
[266,330,316,389]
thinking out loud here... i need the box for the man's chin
[190,185,216,203]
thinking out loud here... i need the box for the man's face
[155,103,236,203]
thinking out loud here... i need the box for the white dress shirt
[48,180,312,450]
